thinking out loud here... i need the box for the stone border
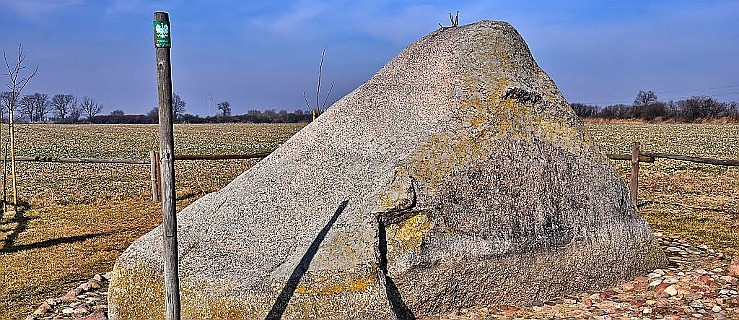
[26,272,112,320]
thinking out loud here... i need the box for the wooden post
[150,150,160,202]
[154,11,180,320]
[630,142,640,206]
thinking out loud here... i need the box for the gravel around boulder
[421,232,738,319]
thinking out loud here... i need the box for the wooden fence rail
[15,156,149,165]
[14,153,273,165]
[13,147,739,203]
[15,152,271,201]
[607,142,739,205]
[645,153,739,167]
[606,153,739,166]
[606,154,654,162]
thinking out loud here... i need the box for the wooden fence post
[150,150,160,202]
[154,11,180,320]
[630,142,640,206]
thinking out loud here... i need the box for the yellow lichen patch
[108,264,165,320]
[409,34,603,190]
[387,213,433,253]
[111,265,380,319]
[294,271,375,296]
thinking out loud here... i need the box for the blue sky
[1,0,738,115]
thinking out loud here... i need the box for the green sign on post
[154,20,171,48]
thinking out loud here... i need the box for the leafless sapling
[3,44,37,214]
[303,48,334,121]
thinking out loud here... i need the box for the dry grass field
[0,122,737,319]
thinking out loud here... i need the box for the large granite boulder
[109,20,664,319]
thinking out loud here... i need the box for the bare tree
[18,94,34,121]
[173,93,186,120]
[147,107,159,119]
[0,91,12,120]
[3,44,37,213]
[678,96,727,121]
[51,93,76,121]
[216,101,231,116]
[633,90,658,107]
[303,48,334,121]
[28,93,50,122]
[18,93,50,122]
[69,103,81,123]
[80,96,102,120]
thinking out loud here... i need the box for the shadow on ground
[1,201,114,254]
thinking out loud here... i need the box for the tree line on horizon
[571,91,739,122]
[4,90,739,125]
[0,91,103,123]
[0,91,313,124]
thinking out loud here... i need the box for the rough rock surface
[109,20,664,319]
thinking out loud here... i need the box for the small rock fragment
[44,298,59,307]
[88,280,102,290]
[61,288,82,302]
[689,300,705,309]
[663,276,679,284]
[664,285,678,296]
[32,303,51,315]
[728,257,739,277]
[74,306,89,314]
[78,282,92,291]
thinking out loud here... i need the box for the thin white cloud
[246,1,502,46]
[249,0,328,37]
[105,0,161,15]
[0,0,83,20]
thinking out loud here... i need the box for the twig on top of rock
[439,11,460,29]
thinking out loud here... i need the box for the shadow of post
[265,200,349,320]
[1,232,111,253]
[1,202,32,252]
[1,202,115,253]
